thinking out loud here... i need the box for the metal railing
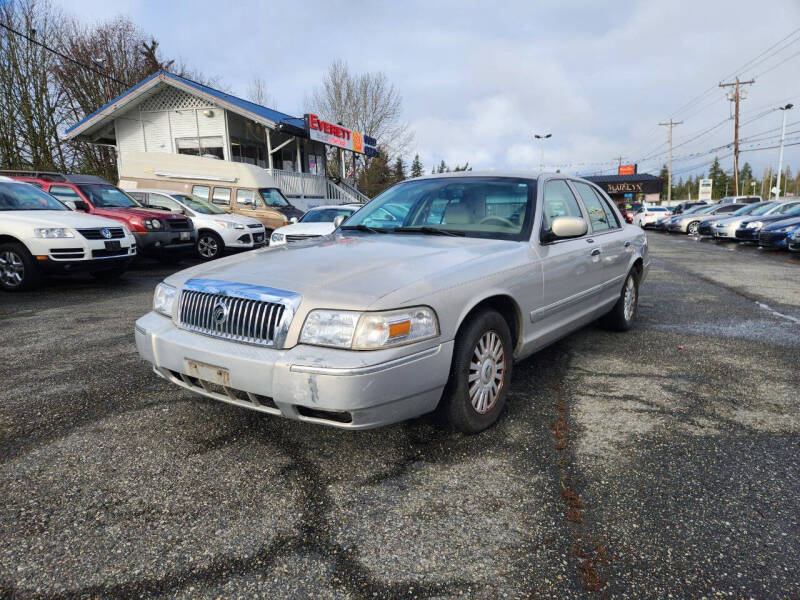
[268,168,369,204]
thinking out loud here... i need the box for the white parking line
[755,301,800,325]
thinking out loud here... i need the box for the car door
[531,178,602,340]
[570,181,630,305]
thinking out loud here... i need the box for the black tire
[0,242,41,292]
[197,231,225,260]
[90,267,127,281]
[601,268,639,332]
[438,309,513,433]
[687,221,700,235]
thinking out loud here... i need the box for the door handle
[586,238,595,244]
[590,248,602,256]
[624,241,632,248]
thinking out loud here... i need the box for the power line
[754,48,800,79]
[0,21,129,86]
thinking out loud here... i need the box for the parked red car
[7,172,196,261]
[618,202,643,224]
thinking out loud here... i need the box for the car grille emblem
[100,228,112,239]
[212,300,229,326]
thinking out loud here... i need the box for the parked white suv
[0,179,136,291]
[128,189,266,260]
[270,203,362,246]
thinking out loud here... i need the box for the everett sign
[304,114,378,157]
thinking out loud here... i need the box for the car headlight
[153,283,176,317]
[746,221,763,229]
[143,218,162,230]
[271,232,285,242]
[214,220,245,230]
[121,225,132,237]
[300,306,439,350]
[34,227,74,238]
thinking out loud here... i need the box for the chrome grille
[247,223,264,229]
[179,290,285,346]
[286,234,321,242]
[77,227,125,240]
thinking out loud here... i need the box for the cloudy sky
[60,0,800,184]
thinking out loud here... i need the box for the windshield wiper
[393,226,466,237]
[340,224,388,233]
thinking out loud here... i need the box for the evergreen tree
[707,156,728,199]
[453,162,471,172]
[659,164,668,200]
[392,156,406,183]
[410,154,423,178]
[437,160,449,173]
[357,148,393,198]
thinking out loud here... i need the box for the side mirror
[63,200,77,210]
[289,217,298,224]
[545,216,587,242]
[333,215,346,228]
[73,200,89,212]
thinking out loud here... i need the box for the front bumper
[789,237,800,252]
[223,228,267,249]
[758,231,790,248]
[667,222,687,232]
[735,228,760,241]
[698,223,714,235]
[134,312,453,429]
[134,231,196,255]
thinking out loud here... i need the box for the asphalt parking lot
[1,235,799,599]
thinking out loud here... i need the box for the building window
[176,136,224,159]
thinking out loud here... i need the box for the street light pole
[775,103,793,199]
[534,133,551,170]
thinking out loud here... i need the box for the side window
[149,194,181,211]
[594,189,621,228]
[192,185,210,201]
[542,179,585,231]
[48,185,80,202]
[127,191,147,203]
[572,182,611,233]
[718,205,738,214]
[236,189,261,208]
[211,187,231,206]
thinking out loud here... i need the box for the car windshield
[732,203,763,215]
[752,202,778,215]
[342,177,534,240]
[300,207,356,223]
[682,205,706,214]
[259,188,290,207]
[176,194,227,214]
[0,182,68,211]
[692,205,718,215]
[78,184,140,208]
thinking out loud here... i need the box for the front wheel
[438,309,513,433]
[601,269,639,331]
[0,242,41,291]
[197,231,225,260]
[687,221,700,235]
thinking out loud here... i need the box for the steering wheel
[479,216,516,228]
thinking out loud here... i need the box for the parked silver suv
[135,173,649,432]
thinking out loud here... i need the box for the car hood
[0,210,127,229]
[202,212,263,227]
[763,216,800,231]
[740,213,800,226]
[165,232,520,309]
[273,222,336,236]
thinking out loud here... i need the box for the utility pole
[659,120,682,204]
[774,103,794,199]
[719,77,754,197]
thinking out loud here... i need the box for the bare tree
[306,60,413,177]
[0,0,69,171]
[246,75,275,107]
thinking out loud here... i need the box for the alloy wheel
[0,250,25,288]
[468,330,506,414]
[198,235,219,259]
[623,275,637,322]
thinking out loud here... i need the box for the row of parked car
[638,196,800,252]
[0,170,368,291]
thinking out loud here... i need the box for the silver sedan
[135,173,649,432]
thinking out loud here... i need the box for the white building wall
[115,113,145,154]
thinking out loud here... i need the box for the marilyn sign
[304,114,377,157]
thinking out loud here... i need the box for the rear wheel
[687,221,700,235]
[601,269,639,331]
[438,309,513,433]
[0,242,40,292]
[197,231,224,260]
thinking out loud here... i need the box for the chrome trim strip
[530,274,625,322]
[289,345,440,376]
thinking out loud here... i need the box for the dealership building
[64,71,375,203]
[585,173,663,206]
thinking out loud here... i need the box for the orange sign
[618,164,635,175]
